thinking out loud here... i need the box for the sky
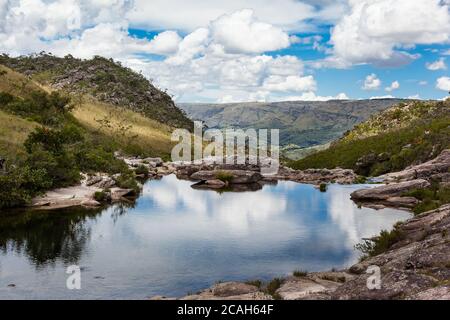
[0,0,449,103]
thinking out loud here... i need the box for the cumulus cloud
[263,75,316,92]
[147,31,182,55]
[127,0,342,32]
[385,81,400,92]
[362,74,381,90]
[210,10,290,54]
[329,0,450,66]
[436,76,450,91]
[426,58,447,71]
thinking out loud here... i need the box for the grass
[293,270,308,277]
[215,170,234,183]
[0,65,44,98]
[0,110,38,163]
[72,99,175,159]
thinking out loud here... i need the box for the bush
[135,165,149,176]
[114,171,139,192]
[265,278,284,299]
[94,191,108,202]
[355,228,404,259]
[0,166,52,208]
[293,270,308,277]
[319,183,327,192]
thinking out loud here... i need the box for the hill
[178,99,408,147]
[290,99,450,176]
[0,53,193,130]
[0,61,180,208]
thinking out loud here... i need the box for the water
[0,175,411,299]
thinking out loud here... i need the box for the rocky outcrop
[350,179,431,210]
[380,149,450,183]
[332,204,450,300]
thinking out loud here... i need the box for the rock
[110,188,135,201]
[350,179,430,201]
[384,196,419,208]
[191,170,262,184]
[143,157,163,167]
[380,149,450,183]
[212,282,260,297]
[205,179,226,188]
[276,277,341,300]
[332,204,450,300]
[81,199,101,207]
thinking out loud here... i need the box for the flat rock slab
[191,170,262,184]
[276,277,338,300]
[350,179,430,201]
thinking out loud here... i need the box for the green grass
[355,228,405,260]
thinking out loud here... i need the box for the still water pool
[0,175,411,299]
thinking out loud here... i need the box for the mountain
[291,99,450,176]
[0,53,193,130]
[178,99,409,147]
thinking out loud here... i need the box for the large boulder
[351,179,430,201]
[190,170,262,184]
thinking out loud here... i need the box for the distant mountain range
[178,99,409,148]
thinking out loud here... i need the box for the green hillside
[0,53,193,130]
[290,99,450,176]
[0,61,181,209]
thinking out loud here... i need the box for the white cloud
[330,0,450,66]
[436,76,450,91]
[385,81,400,92]
[148,31,182,55]
[284,91,349,101]
[362,74,381,90]
[127,0,342,32]
[263,75,316,92]
[407,94,421,100]
[210,9,290,54]
[419,81,428,86]
[426,58,447,71]
[370,95,395,100]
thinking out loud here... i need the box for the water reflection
[0,175,411,299]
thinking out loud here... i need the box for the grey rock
[350,179,430,201]
[191,170,262,184]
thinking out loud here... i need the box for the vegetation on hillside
[0,61,181,209]
[0,53,193,130]
[290,100,450,177]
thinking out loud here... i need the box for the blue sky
[1,0,449,102]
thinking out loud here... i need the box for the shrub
[0,166,52,208]
[293,270,308,277]
[245,280,262,288]
[215,171,234,183]
[265,278,284,300]
[319,183,327,192]
[135,165,149,176]
[94,191,108,202]
[114,171,139,192]
[355,228,404,259]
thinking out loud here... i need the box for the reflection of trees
[0,207,104,268]
[110,201,136,224]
